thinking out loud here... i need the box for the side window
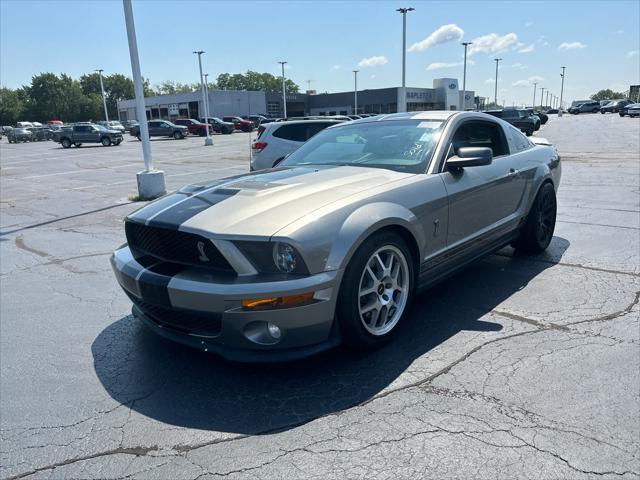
[509,126,533,152]
[449,121,509,159]
[305,122,333,139]
[272,123,308,142]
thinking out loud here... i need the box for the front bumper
[111,246,342,361]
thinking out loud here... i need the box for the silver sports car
[112,111,561,361]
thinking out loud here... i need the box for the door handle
[508,168,520,177]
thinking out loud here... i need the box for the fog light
[267,323,281,339]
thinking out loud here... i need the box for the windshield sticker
[417,121,441,129]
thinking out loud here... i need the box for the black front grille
[125,221,233,272]
[128,292,222,337]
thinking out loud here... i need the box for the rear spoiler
[530,137,553,146]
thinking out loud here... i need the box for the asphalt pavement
[1,115,639,479]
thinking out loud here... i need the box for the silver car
[112,111,561,361]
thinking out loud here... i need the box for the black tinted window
[272,123,312,142]
[450,121,509,158]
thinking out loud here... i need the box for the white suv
[250,119,344,171]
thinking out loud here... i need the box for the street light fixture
[559,66,566,116]
[95,69,109,123]
[461,42,472,110]
[396,7,414,112]
[532,82,538,108]
[122,0,165,200]
[493,58,502,106]
[278,61,288,118]
[353,70,359,115]
[193,50,213,146]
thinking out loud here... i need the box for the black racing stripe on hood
[147,189,239,230]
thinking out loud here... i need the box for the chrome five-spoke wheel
[358,245,409,336]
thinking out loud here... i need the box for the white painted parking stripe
[13,162,141,179]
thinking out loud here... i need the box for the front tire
[101,137,112,146]
[61,138,71,148]
[337,232,414,350]
[513,182,557,254]
[173,131,183,140]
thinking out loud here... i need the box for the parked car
[130,120,187,140]
[200,117,235,134]
[16,121,34,128]
[52,124,123,148]
[251,119,345,171]
[47,120,63,125]
[519,109,541,129]
[7,127,33,143]
[484,109,537,136]
[173,118,213,136]
[98,120,126,133]
[28,126,52,141]
[545,109,559,114]
[568,101,600,114]
[112,111,561,361]
[242,115,272,126]
[626,103,640,118]
[600,99,632,114]
[222,116,254,132]
[123,120,139,129]
[533,111,549,124]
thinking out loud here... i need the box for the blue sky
[1,0,638,105]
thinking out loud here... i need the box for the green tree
[590,89,627,101]
[0,87,25,125]
[154,80,201,95]
[216,70,299,93]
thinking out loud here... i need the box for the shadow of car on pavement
[92,237,569,435]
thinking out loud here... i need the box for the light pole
[461,42,472,110]
[193,51,213,146]
[306,79,312,92]
[397,7,414,112]
[559,66,566,116]
[203,73,212,127]
[278,61,287,118]
[353,70,359,114]
[539,87,545,111]
[96,69,109,123]
[532,82,538,108]
[545,90,550,110]
[493,58,502,106]
[122,0,165,200]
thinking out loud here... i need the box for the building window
[267,102,280,117]
[159,108,168,118]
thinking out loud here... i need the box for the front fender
[325,202,425,271]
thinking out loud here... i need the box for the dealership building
[116,78,476,121]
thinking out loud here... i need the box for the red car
[222,116,254,132]
[173,118,213,136]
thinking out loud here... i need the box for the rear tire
[525,128,533,136]
[513,182,557,254]
[101,137,111,147]
[61,138,71,148]
[136,134,141,141]
[336,231,415,350]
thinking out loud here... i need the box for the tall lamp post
[122,0,165,200]
[493,58,502,106]
[96,69,109,123]
[532,82,538,108]
[193,51,213,146]
[461,42,472,110]
[559,66,566,116]
[278,61,288,118]
[396,7,414,112]
[353,70,359,114]
[545,90,550,110]
[203,73,212,127]
[539,87,545,111]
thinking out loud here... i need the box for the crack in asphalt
[5,290,639,479]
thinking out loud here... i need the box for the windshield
[94,125,109,132]
[281,119,444,173]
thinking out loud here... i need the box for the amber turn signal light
[242,292,315,310]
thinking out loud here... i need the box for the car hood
[127,166,414,237]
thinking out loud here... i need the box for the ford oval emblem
[449,83,456,89]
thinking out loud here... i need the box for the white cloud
[408,24,464,52]
[525,21,533,27]
[485,77,502,84]
[627,50,639,58]
[357,55,388,67]
[468,32,519,56]
[511,62,528,69]
[518,43,535,53]
[425,60,474,71]
[330,64,341,71]
[512,75,545,87]
[558,41,586,50]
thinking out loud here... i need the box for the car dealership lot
[1,115,639,479]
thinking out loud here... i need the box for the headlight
[273,242,297,273]
[234,241,309,275]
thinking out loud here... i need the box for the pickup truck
[52,124,123,148]
[130,120,187,140]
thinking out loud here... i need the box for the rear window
[256,125,266,139]
[272,122,335,142]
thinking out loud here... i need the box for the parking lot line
[10,162,142,180]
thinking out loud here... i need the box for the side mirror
[447,147,493,170]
